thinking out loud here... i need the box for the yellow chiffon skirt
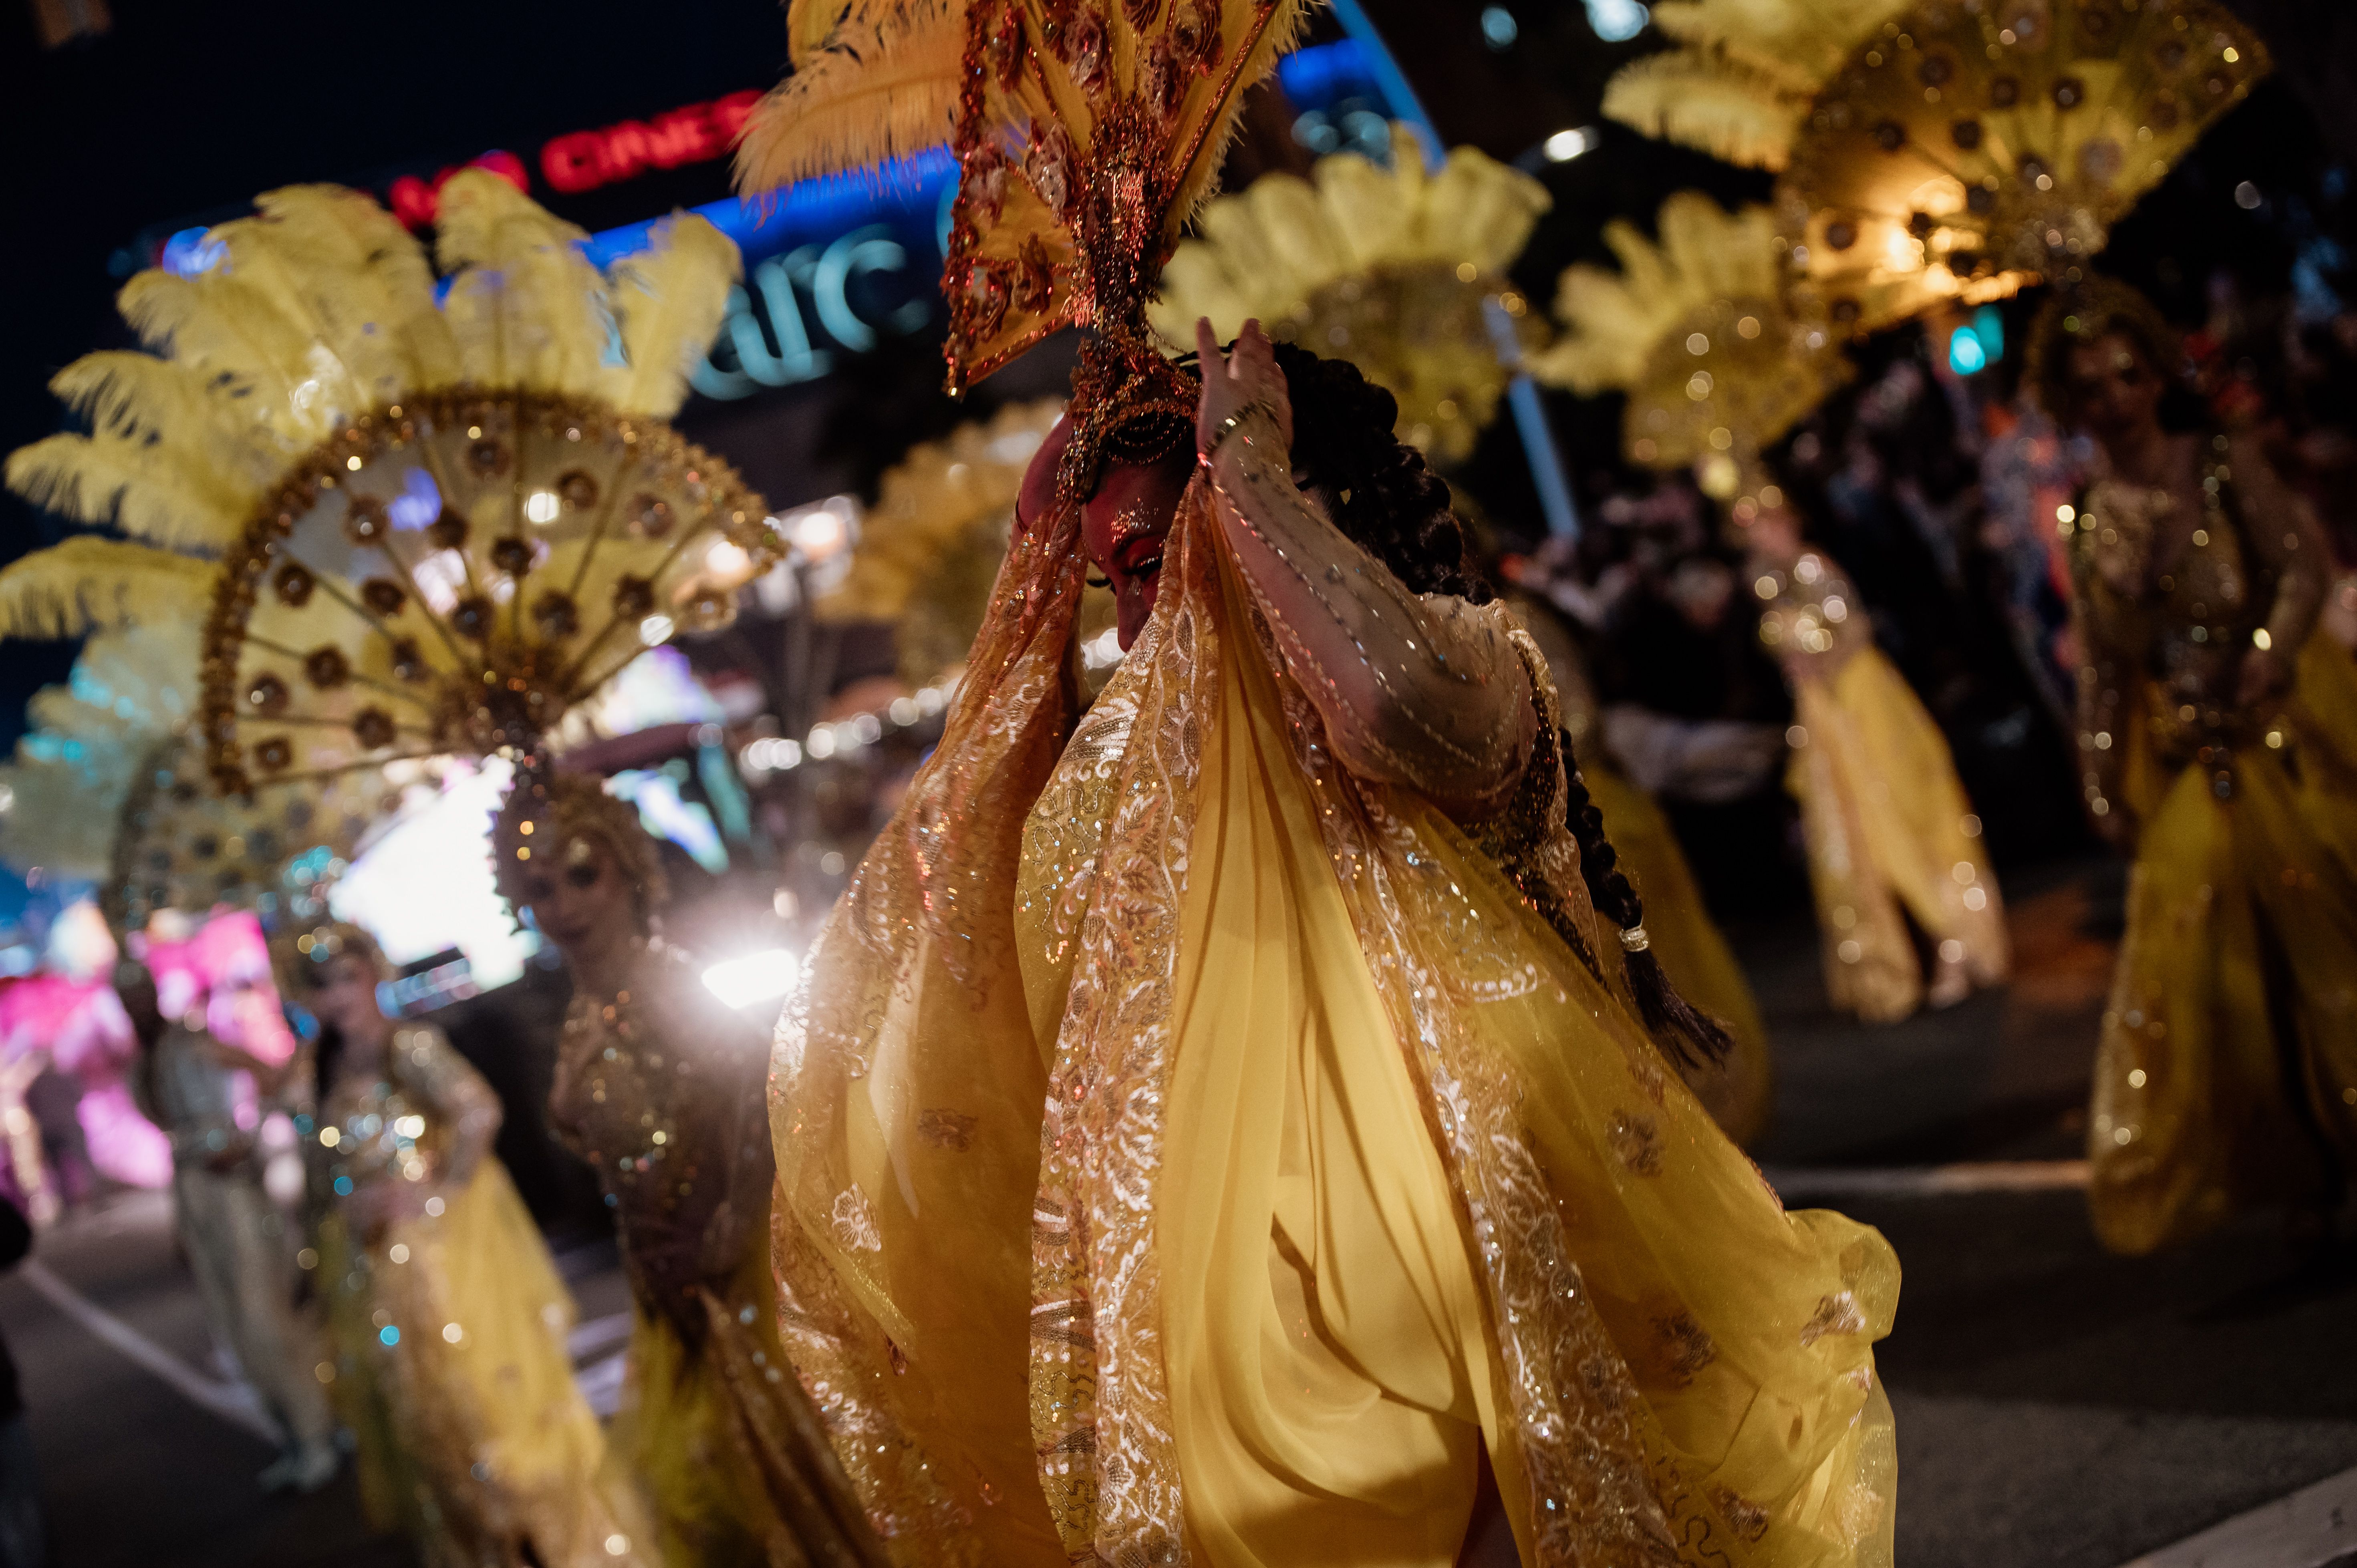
[1588,764,1776,1147]
[321,1160,649,1567]
[2090,639,2357,1254]
[770,486,1898,1568]
[610,1218,885,1568]
[1148,581,1896,1567]
[1787,647,2008,1023]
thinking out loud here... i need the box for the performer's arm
[403,1029,501,1190]
[1198,321,1537,817]
[2066,521,2139,843]
[2226,433,2330,703]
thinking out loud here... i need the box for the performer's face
[1082,454,1191,648]
[515,831,635,964]
[306,953,383,1039]
[2066,332,2165,444]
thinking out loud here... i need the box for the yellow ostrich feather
[820,400,1070,682]
[1150,125,1551,466]
[7,177,776,799]
[1,626,203,882]
[785,0,842,68]
[1602,55,1813,173]
[0,536,213,640]
[435,171,616,400]
[737,0,966,193]
[1603,0,1917,169]
[1532,191,1851,480]
[1777,0,2269,338]
[739,0,1308,392]
[0,620,407,934]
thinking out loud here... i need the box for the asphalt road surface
[1,860,2350,1568]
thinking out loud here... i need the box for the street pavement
[0,859,2350,1567]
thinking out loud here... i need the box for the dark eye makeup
[566,864,600,890]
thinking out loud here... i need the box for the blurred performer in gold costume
[494,779,882,1568]
[288,923,647,1568]
[2,160,860,1563]
[2036,282,2357,1255]
[1745,506,2007,1022]
[740,3,1898,1563]
[1538,192,2006,1024]
[1587,0,2275,1021]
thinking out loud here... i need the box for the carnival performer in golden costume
[2036,281,2357,1255]
[287,922,647,1567]
[741,4,1898,1564]
[492,777,882,1568]
[1537,192,2005,1023]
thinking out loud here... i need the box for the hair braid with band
[1559,734,1733,1069]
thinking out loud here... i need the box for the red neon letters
[385,91,760,229]
[540,91,761,195]
[389,151,530,230]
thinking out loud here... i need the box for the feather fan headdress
[1607,0,2268,337]
[1777,0,2267,334]
[1149,124,1551,467]
[4,173,779,798]
[0,623,410,934]
[818,400,1075,682]
[740,0,1310,505]
[1533,191,1851,499]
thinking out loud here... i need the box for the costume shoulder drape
[775,483,1897,1566]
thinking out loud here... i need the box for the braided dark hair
[1560,734,1734,1069]
[1265,345,1730,1067]
[1272,344,1490,604]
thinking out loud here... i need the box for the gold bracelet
[1199,403,1265,466]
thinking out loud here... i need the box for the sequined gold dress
[1757,550,2008,1023]
[552,939,880,1568]
[2069,452,2357,1254]
[316,1025,642,1568]
[775,410,1898,1568]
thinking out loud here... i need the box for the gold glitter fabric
[1756,550,2008,1023]
[316,1026,651,1568]
[2066,457,2357,1253]
[554,939,885,1568]
[779,457,1901,1564]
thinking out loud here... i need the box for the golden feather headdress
[1150,123,1551,467]
[1608,0,2269,337]
[740,0,1310,504]
[1777,0,2267,335]
[4,173,779,798]
[817,399,1074,682]
[1533,191,1851,497]
[0,622,410,934]
[1603,0,1918,171]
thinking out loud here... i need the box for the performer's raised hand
[1196,317,1294,460]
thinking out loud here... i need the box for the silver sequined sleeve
[1208,408,1536,814]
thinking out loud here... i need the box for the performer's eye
[1133,554,1163,576]
[1088,574,1111,589]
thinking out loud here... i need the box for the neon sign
[384,91,760,230]
[389,151,530,231]
[540,91,761,196]
[692,225,936,400]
